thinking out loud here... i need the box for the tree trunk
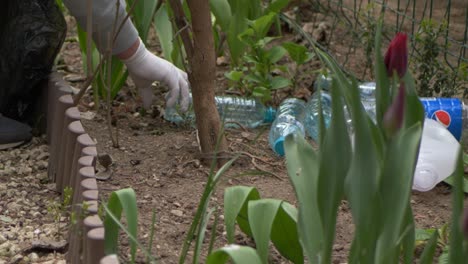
[169,0,228,166]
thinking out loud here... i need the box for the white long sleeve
[63,0,139,54]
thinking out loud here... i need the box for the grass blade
[146,209,157,263]
[193,208,215,264]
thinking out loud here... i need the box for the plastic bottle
[164,94,277,129]
[303,92,332,142]
[413,118,460,192]
[268,98,307,156]
[314,75,468,140]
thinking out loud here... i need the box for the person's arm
[62,0,190,111]
[62,0,138,55]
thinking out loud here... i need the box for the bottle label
[420,98,463,140]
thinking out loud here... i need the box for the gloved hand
[122,39,190,111]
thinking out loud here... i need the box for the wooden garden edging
[46,72,112,263]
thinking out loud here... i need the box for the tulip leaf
[248,199,282,263]
[316,77,352,263]
[375,123,422,263]
[224,186,260,243]
[449,150,466,263]
[206,245,262,264]
[247,199,303,264]
[284,134,323,262]
[103,188,138,262]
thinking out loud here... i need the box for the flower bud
[384,33,408,79]
[383,83,406,137]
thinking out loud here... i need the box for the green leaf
[316,77,352,263]
[127,0,158,42]
[375,123,422,263]
[271,77,291,90]
[264,0,290,14]
[449,150,465,263]
[267,46,287,64]
[415,228,436,242]
[225,71,244,82]
[443,174,468,193]
[210,0,232,31]
[439,246,450,264]
[248,199,282,263]
[271,203,303,264]
[249,12,277,39]
[206,245,262,264]
[419,230,439,264]
[282,42,310,65]
[103,188,138,262]
[224,186,260,243]
[227,12,248,65]
[154,4,174,62]
[284,134,323,263]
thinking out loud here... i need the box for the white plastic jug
[412,118,460,192]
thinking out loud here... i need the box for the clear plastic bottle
[303,92,333,142]
[268,98,307,156]
[164,94,277,129]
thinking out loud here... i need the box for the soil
[1,1,467,264]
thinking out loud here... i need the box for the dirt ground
[1,1,467,264]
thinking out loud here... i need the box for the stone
[170,210,184,217]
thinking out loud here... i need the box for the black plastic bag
[0,0,66,122]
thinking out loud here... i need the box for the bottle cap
[264,107,277,123]
[273,136,286,156]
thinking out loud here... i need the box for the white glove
[122,39,190,111]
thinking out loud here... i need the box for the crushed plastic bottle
[164,94,276,129]
[413,118,460,192]
[268,98,307,156]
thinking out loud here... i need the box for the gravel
[0,137,67,263]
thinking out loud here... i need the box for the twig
[168,0,194,59]
[250,157,283,180]
[237,151,283,180]
[223,121,248,132]
[236,150,277,167]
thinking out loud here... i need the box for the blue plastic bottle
[268,98,307,156]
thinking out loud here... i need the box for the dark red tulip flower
[384,33,408,79]
[383,83,406,137]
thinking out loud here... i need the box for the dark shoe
[0,114,32,150]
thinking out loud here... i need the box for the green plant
[412,19,458,97]
[47,186,73,239]
[215,21,468,263]
[223,186,303,263]
[225,12,313,103]
[210,0,290,66]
